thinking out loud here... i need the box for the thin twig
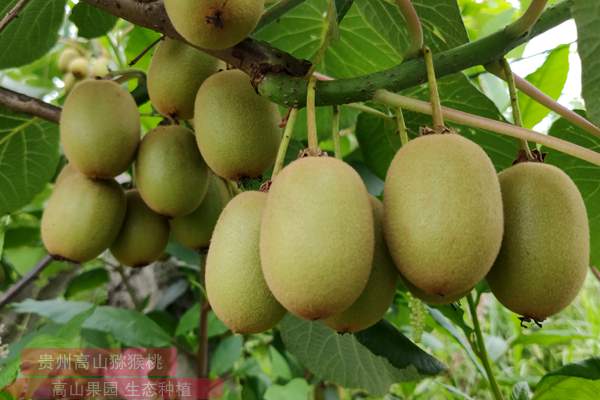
[129,35,164,66]
[500,58,534,160]
[198,302,210,377]
[255,0,307,30]
[467,293,505,400]
[345,103,393,119]
[0,0,32,33]
[0,87,61,123]
[373,90,600,166]
[273,108,298,176]
[0,255,54,310]
[116,264,142,310]
[591,266,600,284]
[332,105,342,159]
[395,107,409,146]
[394,0,423,59]
[506,0,549,38]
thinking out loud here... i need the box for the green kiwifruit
[324,197,398,332]
[91,58,110,78]
[41,170,126,263]
[487,162,589,321]
[163,0,264,50]
[55,163,77,185]
[260,157,374,320]
[68,57,89,79]
[58,48,80,72]
[206,191,285,333]
[383,133,503,299]
[401,276,469,305]
[63,73,77,93]
[148,38,220,120]
[110,190,170,267]
[135,125,209,217]
[60,80,140,178]
[194,69,281,180]
[170,174,231,250]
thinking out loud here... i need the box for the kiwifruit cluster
[42,38,282,268]
[57,46,111,93]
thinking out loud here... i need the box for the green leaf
[533,358,600,400]
[69,2,118,39]
[512,330,591,346]
[512,382,532,400]
[279,315,443,396]
[210,335,243,376]
[175,303,201,337]
[517,45,570,128]
[545,112,600,270]
[64,268,109,299]
[0,0,66,69]
[264,378,311,400]
[572,0,600,127]
[0,107,60,216]
[11,299,172,347]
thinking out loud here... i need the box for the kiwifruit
[163,0,264,50]
[206,191,286,333]
[110,190,170,267]
[147,38,220,120]
[194,69,281,180]
[60,80,140,178]
[401,276,469,305]
[58,48,80,72]
[487,162,589,321]
[55,163,77,185]
[170,174,231,250]
[260,157,374,320]
[324,197,398,333]
[68,57,89,79]
[41,170,126,263]
[63,73,77,93]
[135,125,209,217]
[383,134,503,299]
[91,58,110,78]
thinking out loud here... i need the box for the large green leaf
[69,2,118,39]
[12,299,172,347]
[0,107,60,216]
[545,113,600,270]
[355,74,516,179]
[518,44,570,128]
[572,0,600,127]
[533,358,600,400]
[279,315,444,396]
[0,0,66,69]
[255,0,468,78]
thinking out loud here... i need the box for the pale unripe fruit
[170,174,231,250]
[58,48,80,72]
[164,0,264,50]
[135,125,209,217]
[260,157,374,320]
[63,73,77,93]
[384,134,503,298]
[91,58,110,78]
[41,171,126,263]
[60,80,140,178]
[324,197,398,333]
[68,57,89,79]
[55,163,77,185]
[487,162,589,320]
[206,191,285,333]
[148,38,220,120]
[194,69,281,180]
[110,190,170,267]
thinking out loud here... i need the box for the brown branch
[0,255,54,310]
[81,0,311,80]
[0,0,32,33]
[0,87,61,123]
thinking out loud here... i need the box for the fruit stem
[500,58,534,160]
[345,103,393,119]
[0,254,54,310]
[306,76,320,155]
[116,264,142,310]
[423,47,445,131]
[198,302,210,377]
[332,105,342,159]
[394,0,423,59]
[467,293,505,400]
[486,62,600,140]
[273,108,299,176]
[506,0,548,38]
[110,69,147,85]
[372,90,600,166]
[395,107,409,146]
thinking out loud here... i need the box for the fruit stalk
[197,302,210,377]
[306,76,320,154]
[394,0,423,59]
[467,293,505,400]
[500,58,534,160]
[372,90,600,166]
[395,107,409,146]
[273,108,299,176]
[332,105,342,159]
[423,47,445,131]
